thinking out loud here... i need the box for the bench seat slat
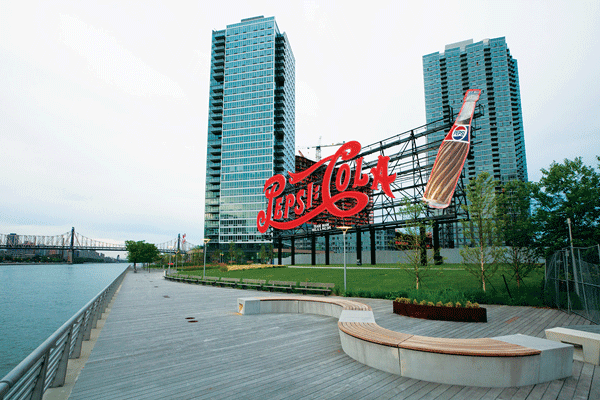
[400,336,541,357]
[339,322,412,347]
[256,296,372,311]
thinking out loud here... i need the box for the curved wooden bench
[238,296,573,388]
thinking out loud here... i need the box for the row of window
[224,82,273,96]
[222,161,272,173]
[220,227,259,235]
[226,41,274,56]
[220,194,265,205]
[223,117,272,131]
[226,49,274,63]
[222,139,272,153]
[225,69,273,83]
[225,77,273,92]
[221,125,273,138]
[224,89,273,103]
[223,132,272,145]
[224,97,273,112]
[221,187,264,197]
[220,210,264,220]
[224,104,273,117]
[226,20,274,35]
[220,203,265,213]
[219,234,271,243]
[225,62,273,75]
[222,147,271,160]
[221,177,270,189]
[226,56,274,70]
[223,110,272,124]
[226,35,274,51]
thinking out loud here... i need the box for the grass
[172,263,548,307]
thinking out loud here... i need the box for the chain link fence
[545,245,600,324]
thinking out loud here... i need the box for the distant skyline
[1,0,599,245]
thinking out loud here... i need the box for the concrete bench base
[238,297,573,387]
[546,326,600,365]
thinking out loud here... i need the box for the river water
[0,263,129,378]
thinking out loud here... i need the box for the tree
[460,172,504,292]
[125,240,160,268]
[497,179,541,288]
[258,244,273,264]
[397,199,434,290]
[191,245,203,266]
[532,156,600,256]
[228,241,244,264]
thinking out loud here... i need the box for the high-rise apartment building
[423,37,527,184]
[423,37,527,247]
[204,16,295,252]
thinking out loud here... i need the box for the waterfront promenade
[61,270,598,399]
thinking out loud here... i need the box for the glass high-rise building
[204,16,295,251]
[423,38,527,247]
[423,37,527,184]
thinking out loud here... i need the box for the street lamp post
[203,238,211,278]
[168,251,172,274]
[338,226,351,293]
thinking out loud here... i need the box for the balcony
[208,139,222,148]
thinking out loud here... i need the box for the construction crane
[297,136,345,161]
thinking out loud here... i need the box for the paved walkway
[67,271,599,399]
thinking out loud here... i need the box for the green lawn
[174,263,548,307]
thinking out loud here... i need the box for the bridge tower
[68,227,75,264]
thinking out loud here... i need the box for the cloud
[59,13,185,99]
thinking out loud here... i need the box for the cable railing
[0,266,129,400]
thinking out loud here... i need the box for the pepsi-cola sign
[256,141,397,232]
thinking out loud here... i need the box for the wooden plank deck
[67,271,599,399]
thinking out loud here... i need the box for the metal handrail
[0,266,129,400]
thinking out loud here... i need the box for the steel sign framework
[267,104,483,263]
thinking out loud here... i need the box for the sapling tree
[497,179,540,288]
[459,172,504,292]
[397,199,435,289]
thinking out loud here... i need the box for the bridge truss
[0,228,197,256]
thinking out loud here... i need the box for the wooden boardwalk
[67,271,599,399]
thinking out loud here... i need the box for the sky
[1,0,599,248]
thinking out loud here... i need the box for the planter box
[393,301,487,323]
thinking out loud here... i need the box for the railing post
[70,315,86,359]
[51,327,74,388]
[91,298,102,330]
[83,307,94,341]
[30,349,50,400]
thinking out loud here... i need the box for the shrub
[427,301,435,306]
[444,302,454,307]
[436,301,443,307]
[455,301,462,308]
